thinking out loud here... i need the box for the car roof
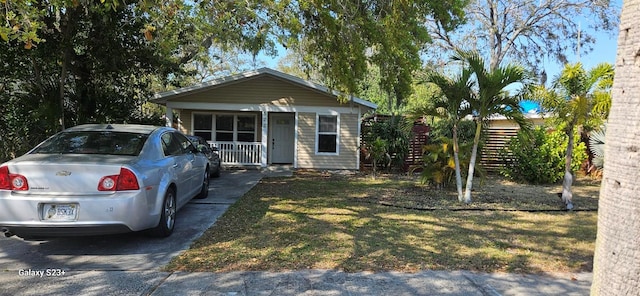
[64,124,165,134]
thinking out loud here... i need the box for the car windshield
[32,131,149,156]
[187,136,203,145]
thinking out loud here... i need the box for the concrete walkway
[0,269,592,296]
[149,269,592,296]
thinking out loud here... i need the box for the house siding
[170,76,347,108]
[177,109,191,134]
[297,112,358,170]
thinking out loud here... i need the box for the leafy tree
[2,0,468,162]
[275,0,467,107]
[405,79,441,114]
[534,62,613,209]
[457,50,532,203]
[0,4,173,161]
[428,0,619,72]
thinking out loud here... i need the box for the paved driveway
[0,169,263,295]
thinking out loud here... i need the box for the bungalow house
[152,68,377,170]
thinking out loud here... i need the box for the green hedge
[499,126,587,184]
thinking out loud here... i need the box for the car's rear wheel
[149,188,176,237]
[195,169,209,199]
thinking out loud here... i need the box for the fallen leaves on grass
[166,172,599,274]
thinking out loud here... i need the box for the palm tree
[535,62,613,210]
[591,0,640,292]
[415,66,474,201]
[455,50,532,203]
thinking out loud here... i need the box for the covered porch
[165,106,297,168]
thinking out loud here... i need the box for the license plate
[42,204,78,221]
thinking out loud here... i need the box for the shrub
[414,136,467,188]
[500,126,587,184]
[429,119,477,144]
[361,116,411,171]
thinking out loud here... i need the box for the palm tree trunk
[463,119,482,203]
[592,0,640,291]
[452,123,464,202]
[561,126,575,210]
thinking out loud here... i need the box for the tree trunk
[591,0,640,293]
[463,119,482,203]
[452,123,463,202]
[561,126,575,210]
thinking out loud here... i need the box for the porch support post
[165,107,173,127]
[260,110,268,167]
[356,107,361,170]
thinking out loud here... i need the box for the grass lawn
[166,171,601,274]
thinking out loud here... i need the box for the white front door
[270,113,295,164]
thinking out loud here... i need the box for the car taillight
[0,166,29,191]
[98,168,140,191]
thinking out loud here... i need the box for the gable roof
[152,67,377,110]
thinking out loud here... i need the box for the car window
[32,131,148,156]
[161,132,182,156]
[174,132,196,153]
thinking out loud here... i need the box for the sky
[520,27,619,113]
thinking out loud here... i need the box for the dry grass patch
[166,172,599,274]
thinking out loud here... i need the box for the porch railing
[210,141,262,165]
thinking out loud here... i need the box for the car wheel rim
[165,194,176,230]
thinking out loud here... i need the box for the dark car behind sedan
[187,135,221,178]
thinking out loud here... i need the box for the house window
[237,115,256,142]
[215,115,234,141]
[317,114,338,154]
[192,113,257,142]
[193,114,213,141]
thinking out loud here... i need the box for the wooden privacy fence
[359,122,524,173]
[480,126,520,172]
[360,115,538,173]
[404,125,430,171]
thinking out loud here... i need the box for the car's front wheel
[149,188,176,237]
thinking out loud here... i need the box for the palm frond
[589,125,606,169]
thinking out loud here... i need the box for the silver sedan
[0,124,210,238]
